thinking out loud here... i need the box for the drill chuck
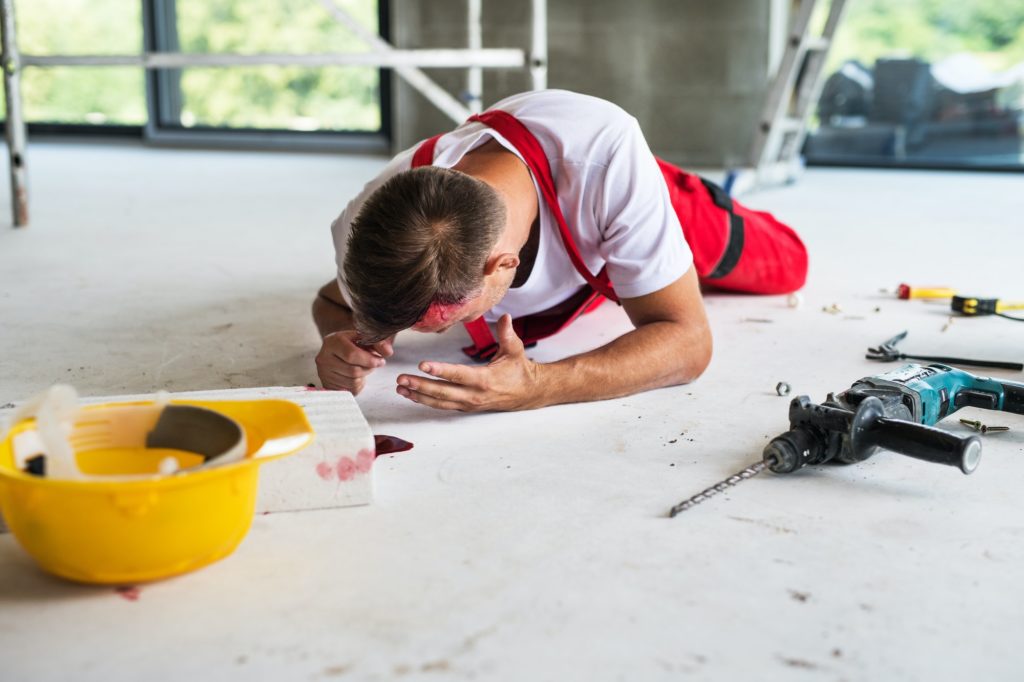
[763,428,822,474]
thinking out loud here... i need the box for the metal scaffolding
[0,0,548,228]
[726,0,847,195]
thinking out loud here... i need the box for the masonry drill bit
[668,460,767,517]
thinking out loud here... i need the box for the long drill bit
[668,460,767,517]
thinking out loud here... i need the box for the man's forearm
[533,320,712,408]
[312,292,357,338]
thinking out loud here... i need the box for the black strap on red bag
[698,177,745,280]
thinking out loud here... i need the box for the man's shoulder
[487,90,639,164]
[490,89,634,126]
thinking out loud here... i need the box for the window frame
[804,155,1024,173]
[26,0,391,152]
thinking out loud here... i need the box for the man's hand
[396,315,544,412]
[316,331,394,394]
[396,267,710,410]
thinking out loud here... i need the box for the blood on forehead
[415,300,467,329]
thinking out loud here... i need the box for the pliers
[866,331,1023,371]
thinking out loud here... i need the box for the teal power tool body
[764,363,1024,475]
[669,363,1024,517]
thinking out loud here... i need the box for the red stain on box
[336,457,356,481]
[312,436,414,482]
[315,461,335,480]
[355,449,374,473]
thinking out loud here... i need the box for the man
[313,90,806,412]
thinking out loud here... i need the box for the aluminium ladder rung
[802,37,831,52]
[733,0,849,194]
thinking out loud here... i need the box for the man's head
[344,166,516,342]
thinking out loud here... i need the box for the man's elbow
[311,286,333,321]
[311,293,326,321]
[672,322,712,386]
[691,324,713,380]
[311,295,331,336]
[312,280,354,338]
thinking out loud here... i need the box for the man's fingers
[397,375,477,405]
[396,385,466,412]
[330,381,364,395]
[494,314,525,355]
[320,371,364,394]
[324,332,386,369]
[322,362,373,380]
[322,364,365,385]
[335,345,386,370]
[370,336,396,358]
[397,366,485,411]
[418,361,479,387]
[316,331,385,396]
[315,351,377,380]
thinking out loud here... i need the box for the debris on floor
[959,419,1010,435]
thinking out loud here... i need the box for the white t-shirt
[331,89,693,323]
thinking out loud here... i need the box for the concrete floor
[1,143,1023,680]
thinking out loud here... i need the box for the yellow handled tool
[952,295,1024,321]
[897,283,957,300]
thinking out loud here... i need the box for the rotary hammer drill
[764,364,1024,475]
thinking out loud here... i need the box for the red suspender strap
[462,317,498,360]
[412,133,442,168]
[468,111,617,301]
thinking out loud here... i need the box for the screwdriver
[897,283,956,300]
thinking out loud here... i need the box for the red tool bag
[412,110,808,360]
[658,160,808,295]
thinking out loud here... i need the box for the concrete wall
[389,0,774,167]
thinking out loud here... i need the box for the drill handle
[865,417,982,474]
[997,381,1024,416]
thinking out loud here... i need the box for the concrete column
[389,0,772,167]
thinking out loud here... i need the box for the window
[806,0,1024,170]
[10,0,386,143]
[16,0,146,126]
[156,0,383,134]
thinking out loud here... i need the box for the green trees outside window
[13,0,381,133]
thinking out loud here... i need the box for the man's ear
[483,252,520,275]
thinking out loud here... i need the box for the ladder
[726,0,849,195]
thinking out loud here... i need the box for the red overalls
[412,110,808,360]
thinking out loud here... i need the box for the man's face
[410,265,515,334]
[411,300,471,334]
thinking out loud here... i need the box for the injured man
[312,89,807,412]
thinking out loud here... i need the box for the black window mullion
[142,0,183,135]
[377,0,392,143]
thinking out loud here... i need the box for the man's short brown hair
[344,166,507,342]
